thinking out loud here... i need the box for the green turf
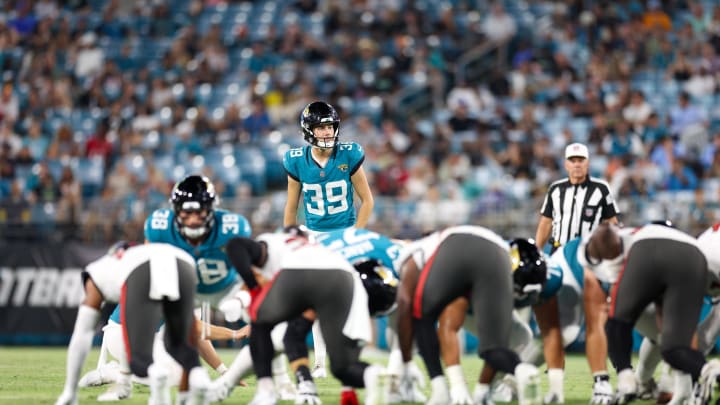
[0,346,684,404]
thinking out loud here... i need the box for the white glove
[590,380,613,405]
[55,390,78,405]
[219,291,251,323]
[400,361,427,402]
[295,381,321,405]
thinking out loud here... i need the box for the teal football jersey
[283,142,365,232]
[143,208,252,294]
[539,252,564,301]
[315,227,401,277]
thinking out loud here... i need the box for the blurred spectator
[73,32,105,79]
[46,125,81,160]
[665,158,699,191]
[669,92,708,137]
[24,119,50,161]
[56,166,82,225]
[85,119,114,162]
[242,99,272,141]
[642,0,672,32]
[0,81,18,125]
[0,121,21,156]
[480,3,517,43]
[0,180,30,224]
[30,163,60,204]
[622,90,653,132]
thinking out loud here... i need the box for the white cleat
[515,363,542,405]
[427,376,451,405]
[249,390,279,405]
[590,379,614,405]
[79,361,121,387]
[148,364,171,405]
[311,366,327,379]
[207,376,233,402]
[188,367,211,405]
[363,365,388,405]
[97,374,132,402]
[450,385,474,404]
[276,378,297,401]
[473,384,496,405]
[295,381,321,405]
[491,377,517,403]
[614,369,638,405]
[690,359,720,405]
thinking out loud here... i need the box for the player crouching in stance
[55,242,211,405]
[224,226,386,405]
[396,225,545,405]
[581,222,720,405]
[437,238,565,404]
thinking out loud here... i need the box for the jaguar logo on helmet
[300,101,340,149]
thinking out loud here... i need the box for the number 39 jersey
[283,142,365,232]
[144,208,252,294]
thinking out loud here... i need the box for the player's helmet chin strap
[181,224,209,240]
[314,135,337,149]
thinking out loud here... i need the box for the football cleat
[590,379,614,405]
[614,369,638,404]
[515,363,542,405]
[295,381,321,405]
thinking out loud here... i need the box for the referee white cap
[565,143,589,159]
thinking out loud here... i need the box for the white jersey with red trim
[578,224,699,284]
[253,232,370,342]
[394,225,508,275]
[85,243,196,303]
[255,233,357,278]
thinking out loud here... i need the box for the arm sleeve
[62,305,101,394]
[226,237,265,290]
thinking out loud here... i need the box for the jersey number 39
[303,180,348,216]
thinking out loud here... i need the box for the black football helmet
[354,259,398,316]
[300,101,340,149]
[509,238,547,308]
[169,175,217,240]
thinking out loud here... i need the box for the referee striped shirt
[540,176,619,247]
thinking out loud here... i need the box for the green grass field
[0,346,674,404]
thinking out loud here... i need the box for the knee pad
[284,317,313,362]
[661,346,705,381]
[480,348,520,375]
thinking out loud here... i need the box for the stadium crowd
[1,0,720,242]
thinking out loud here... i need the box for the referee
[534,142,620,405]
[535,142,619,252]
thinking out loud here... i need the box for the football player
[437,238,567,404]
[281,227,425,404]
[395,226,544,405]
[283,101,375,379]
[224,226,386,405]
[55,242,210,405]
[581,222,720,404]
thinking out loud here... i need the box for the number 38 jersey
[283,142,365,232]
[144,208,252,294]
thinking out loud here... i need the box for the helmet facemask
[300,101,340,149]
[169,175,217,241]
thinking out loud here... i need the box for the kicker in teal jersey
[283,141,365,232]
